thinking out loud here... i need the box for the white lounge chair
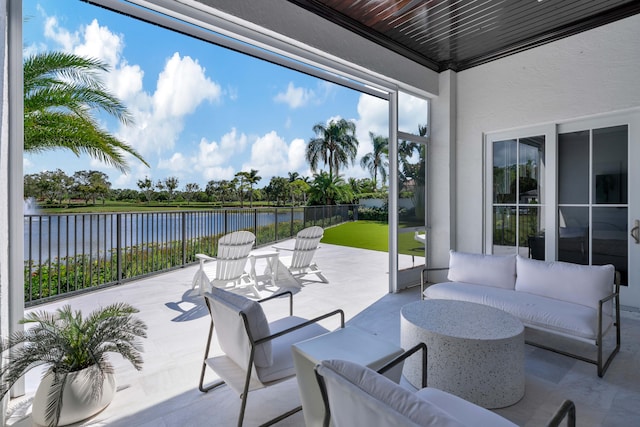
[273,226,328,285]
[414,230,426,245]
[199,287,344,426]
[192,230,258,296]
[314,344,576,427]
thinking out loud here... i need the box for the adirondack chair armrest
[272,245,294,252]
[196,253,217,262]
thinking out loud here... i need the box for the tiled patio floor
[6,241,640,426]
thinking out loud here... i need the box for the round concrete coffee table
[401,299,525,408]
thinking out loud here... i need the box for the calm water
[24,210,303,262]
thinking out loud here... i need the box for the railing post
[274,207,278,241]
[224,209,228,235]
[182,211,187,266]
[254,208,258,237]
[117,213,122,283]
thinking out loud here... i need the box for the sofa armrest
[377,343,428,388]
[545,399,576,427]
[420,268,449,300]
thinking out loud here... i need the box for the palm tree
[24,52,148,173]
[308,171,353,205]
[306,118,359,176]
[360,132,389,190]
[245,169,262,208]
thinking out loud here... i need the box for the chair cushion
[317,359,465,427]
[448,251,516,290]
[206,288,273,368]
[515,256,614,311]
[255,316,329,383]
[415,388,517,427]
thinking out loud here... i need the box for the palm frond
[23,51,145,171]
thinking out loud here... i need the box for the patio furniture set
[191,226,328,298]
[193,241,616,426]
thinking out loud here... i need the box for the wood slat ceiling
[288,0,640,72]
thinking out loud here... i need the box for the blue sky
[23,0,426,190]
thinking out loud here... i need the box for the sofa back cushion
[447,251,517,290]
[515,256,614,310]
[316,359,464,427]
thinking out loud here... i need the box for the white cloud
[74,19,122,68]
[41,14,225,163]
[158,152,189,172]
[43,16,79,52]
[154,52,221,119]
[274,82,314,109]
[237,133,312,184]
[23,158,33,170]
[192,128,248,181]
[398,92,429,134]
[288,138,307,173]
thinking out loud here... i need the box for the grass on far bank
[321,220,426,256]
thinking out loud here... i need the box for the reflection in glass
[398,92,429,136]
[518,136,544,205]
[593,207,628,284]
[558,207,589,265]
[398,134,427,271]
[593,126,627,204]
[558,131,589,204]
[522,206,544,259]
[493,139,517,203]
[493,206,516,254]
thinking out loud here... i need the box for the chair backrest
[204,287,273,369]
[315,359,465,427]
[290,226,323,269]
[215,231,256,281]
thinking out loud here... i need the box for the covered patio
[5,241,640,426]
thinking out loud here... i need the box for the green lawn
[321,220,425,256]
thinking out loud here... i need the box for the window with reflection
[492,136,545,256]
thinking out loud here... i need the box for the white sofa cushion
[447,251,516,290]
[424,282,611,341]
[317,359,465,427]
[515,256,614,311]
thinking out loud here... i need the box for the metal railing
[24,204,356,306]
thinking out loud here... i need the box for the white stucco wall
[454,14,640,253]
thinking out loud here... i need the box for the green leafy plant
[0,303,148,426]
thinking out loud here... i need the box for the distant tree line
[23,168,383,208]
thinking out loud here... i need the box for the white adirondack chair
[414,231,426,245]
[192,230,259,296]
[273,226,328,285]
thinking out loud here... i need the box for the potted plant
[0,303,147,427]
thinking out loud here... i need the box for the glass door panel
[558,206,589,264]
[558,131,589,204]
[557,124,629,284]
[491,135,545,256]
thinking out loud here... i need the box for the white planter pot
[31,368,116,426]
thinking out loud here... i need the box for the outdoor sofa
[422,251,620,377]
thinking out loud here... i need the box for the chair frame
[315,342,576,427]
[199,291,345,427]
